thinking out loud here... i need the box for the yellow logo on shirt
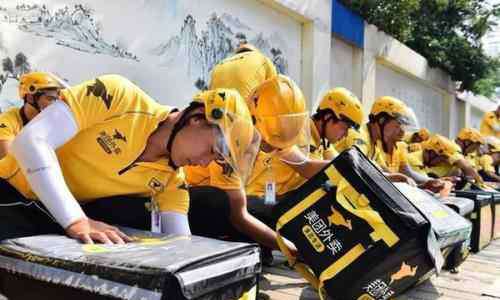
[148,177,165,193]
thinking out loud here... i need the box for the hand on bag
[441,176,460,184]
[65,217,132,244]
[419,179,446,194]
[386,173,417,186]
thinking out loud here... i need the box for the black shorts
[0,179,151,241]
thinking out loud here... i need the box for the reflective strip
[0,200,56,223]
[276,188,326,231]
[238,285,257,300]
[325,169,399,247]
[319,243,365,283]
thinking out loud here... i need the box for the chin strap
[19,105,30,126]
[320,113,335,150]
[377,117,392,153]
[165,104,205,169]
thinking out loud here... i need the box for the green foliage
[474,59,500,98]
[340,0,500,94]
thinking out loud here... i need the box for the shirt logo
[0,123,6,128]
[221,162,234,177]
[86,78,113,109]
[148,177,165,193]
[112,129,127,143]
[96,130,124,155]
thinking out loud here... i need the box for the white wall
[330,37,355,94]
[361,24,456,137]
[458,91,498,132]
[375,63,446,134]
[260,0,332,110]
[0,0,332,112]
[470,106,485,130]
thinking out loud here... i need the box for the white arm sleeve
[160,211,191,236]
[10,100,84,229]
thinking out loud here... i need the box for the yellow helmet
[457,128,484,144]
[406,128,430,143]
[416,128,430,141]
[193,88,260,182]
[248,75,308,151]
[317,87,364,128]
[370,96,418,130]
[422,134,461,157]
[19,71,65,100]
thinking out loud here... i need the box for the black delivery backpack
[0,228,261,300]
[273,147,440,300]
[394,183,472,272]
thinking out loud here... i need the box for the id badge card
[264,181,276,205]
[151,201,162,233]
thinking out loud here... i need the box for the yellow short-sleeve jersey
[245,151,307,197]
[184,162,241,190]
[407,150,456,178]
[334,128,368,154]
[0,107,24,141]
[4,75,189,214]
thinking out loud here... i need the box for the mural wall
[375,63,446,135]
[0,0,302,111]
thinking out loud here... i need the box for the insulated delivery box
[493,192,500,240]
[394,183,472,271]
[0,228,261,300]
[453,190,493,252]
[273,147,441,300]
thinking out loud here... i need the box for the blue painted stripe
[332,0,364,48]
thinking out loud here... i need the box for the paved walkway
[260,239,500,300]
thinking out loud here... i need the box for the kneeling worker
[2,74,259,245]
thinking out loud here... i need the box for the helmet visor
[256,112,311,165]
[395,107,420,132]
[213,113,261,185]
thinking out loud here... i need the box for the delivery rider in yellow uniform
[485,136,500,178]
[311,87,366,160]
[186,44,299,252]
[185,43,278,190]
[187,75,328,257]
[407,134,481,183]
[0,72,67,202]
[363,96,447,193]
[456,128,500,183]
[0,72,64,159]
[480,105,500,138]
[1,73,260,246]
[405,127,430,153]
